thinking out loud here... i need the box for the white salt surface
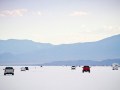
[0,66,120,90]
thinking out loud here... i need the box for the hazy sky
[0,0,120,44]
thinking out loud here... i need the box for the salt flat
[0,66,120,90]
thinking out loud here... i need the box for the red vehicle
[82,66,90,73]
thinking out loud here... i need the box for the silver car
[4,67,14,75]
[71,66,76,70]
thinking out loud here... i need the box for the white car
[21,67,26,71]
[4,67,14,75]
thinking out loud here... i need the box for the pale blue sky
[0,0,120,44]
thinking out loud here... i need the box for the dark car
[4,67,14,75]
[82,66,90,73]
[25,67,29,70]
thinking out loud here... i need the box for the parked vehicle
[25,67,29,70]
[4,67,14,75]
[112,63,119,70]
[71,66,76,70]
[21,67,26,71]
[82,66,90,73]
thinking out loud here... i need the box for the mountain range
[0,34,120,65]
[42,59,120,66]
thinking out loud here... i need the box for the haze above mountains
[0,34,120,65]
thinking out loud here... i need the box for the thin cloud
[70,11,88,16]
[0,9,28,17]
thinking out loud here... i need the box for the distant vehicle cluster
[21,67,29,71]
[1,63,119,76]
[71,65,91,73]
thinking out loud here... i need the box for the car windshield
[72,66,75,67]
[5,67,13,69]
[84,66,89,67]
